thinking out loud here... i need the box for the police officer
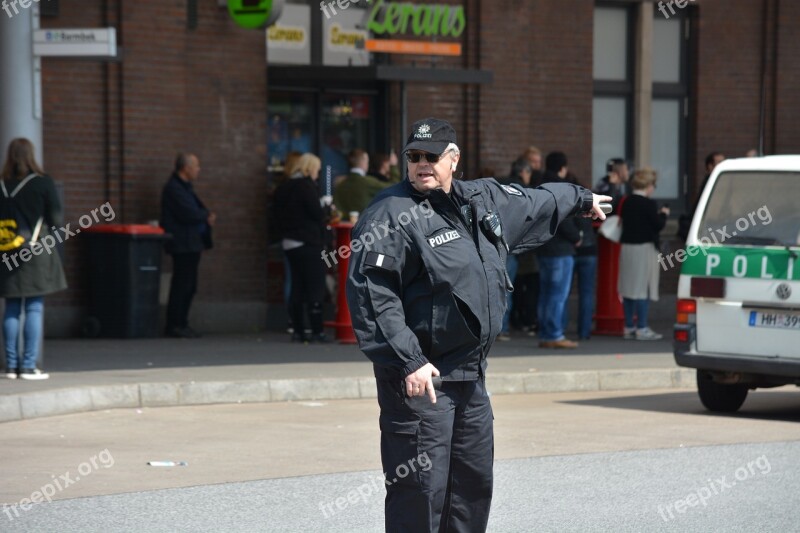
[346,118,611,532]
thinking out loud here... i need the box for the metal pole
[0,3,43,161]
[0,6,45,369]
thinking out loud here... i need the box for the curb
[0,368,697,423]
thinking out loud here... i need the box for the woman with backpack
[0,138,67,380]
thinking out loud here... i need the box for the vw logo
[776,283,792,300]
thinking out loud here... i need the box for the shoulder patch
[501,184,523,196]
[364,251,395,270]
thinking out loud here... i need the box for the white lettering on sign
[733,256,747,278]
[428,230,461,248]
[761,257,774,279]
[700,251,800,280]
[706,254,721,276]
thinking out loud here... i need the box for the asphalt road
[2,388,799,532]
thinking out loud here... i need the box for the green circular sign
[228,0,273,29]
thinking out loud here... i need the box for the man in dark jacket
[346,119,610,532]
[161,153,215,338]
[536,152,582,349]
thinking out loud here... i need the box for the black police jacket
[346,177,593,381]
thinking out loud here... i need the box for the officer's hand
[586,194,613,220]
[405,363,440,404]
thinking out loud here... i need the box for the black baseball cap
[403,118,457,154]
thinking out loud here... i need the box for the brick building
[14,0,799,335]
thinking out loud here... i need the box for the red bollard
[325,223,358,344]
[594,233,625,336]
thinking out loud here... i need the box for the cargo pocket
[379,413,422,489]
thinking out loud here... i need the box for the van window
[697,171,800,247]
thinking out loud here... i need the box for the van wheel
[696,370,748,412]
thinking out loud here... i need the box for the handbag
[598,195,628,243]
[598,215,622,243]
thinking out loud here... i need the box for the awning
[268,65,493,85]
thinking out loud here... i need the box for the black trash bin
[84,224,169,338]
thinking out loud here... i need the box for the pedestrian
[563,172,598,340]
[520,146,544,186]
[161,153,215,339]
[497,158,534,341]
[508,155,540,335]
[0,138,67,380]
[333,149,390,221]
[618,168,669,340]
[274,153,329,343]
[280,151,302,334]
[537,152,582,349]
[679,152,725,241]
[593,157,630,213]
[370,151,401,183]
[346,117,610,532]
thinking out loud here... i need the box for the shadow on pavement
[39,330,674,374]
[561,389,800,422]
[42,334,366,372]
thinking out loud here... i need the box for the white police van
[674,156,800,412]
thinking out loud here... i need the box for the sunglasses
[406,151,449,164]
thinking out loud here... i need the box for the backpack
[0,173,44,253]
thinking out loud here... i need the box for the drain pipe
[757,0,769,156]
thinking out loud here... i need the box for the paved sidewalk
[0,322,692,423]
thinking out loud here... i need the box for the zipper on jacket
[447,192,484,260]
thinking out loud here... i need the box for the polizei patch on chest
[428,230,461,248]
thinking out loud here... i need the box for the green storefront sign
[367,0,466,38]
[680,246,800,281]
[228,0,283,29]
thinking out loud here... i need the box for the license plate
[749,311,800,330]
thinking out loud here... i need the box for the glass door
[320,94,374,185]
[268,91,315,173]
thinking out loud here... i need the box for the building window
[592,4,634,184]
[593,3,691,204]
[651,14,689,202]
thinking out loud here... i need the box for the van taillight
[677,299,696,324]
[674,330,689,342]
[690,277,726,298]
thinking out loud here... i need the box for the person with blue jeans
[0,138,68,380]
[562,172,598,340]
[5,297,44,377]
[563,254,597,339]
[536,152,582,349]
[538,255,576,347]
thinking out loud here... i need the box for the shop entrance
[268,88,385,192]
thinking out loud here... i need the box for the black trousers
[285,244,326,335]
[377,378,494,533]
[166,252,201,330]
[511,272,540,329]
